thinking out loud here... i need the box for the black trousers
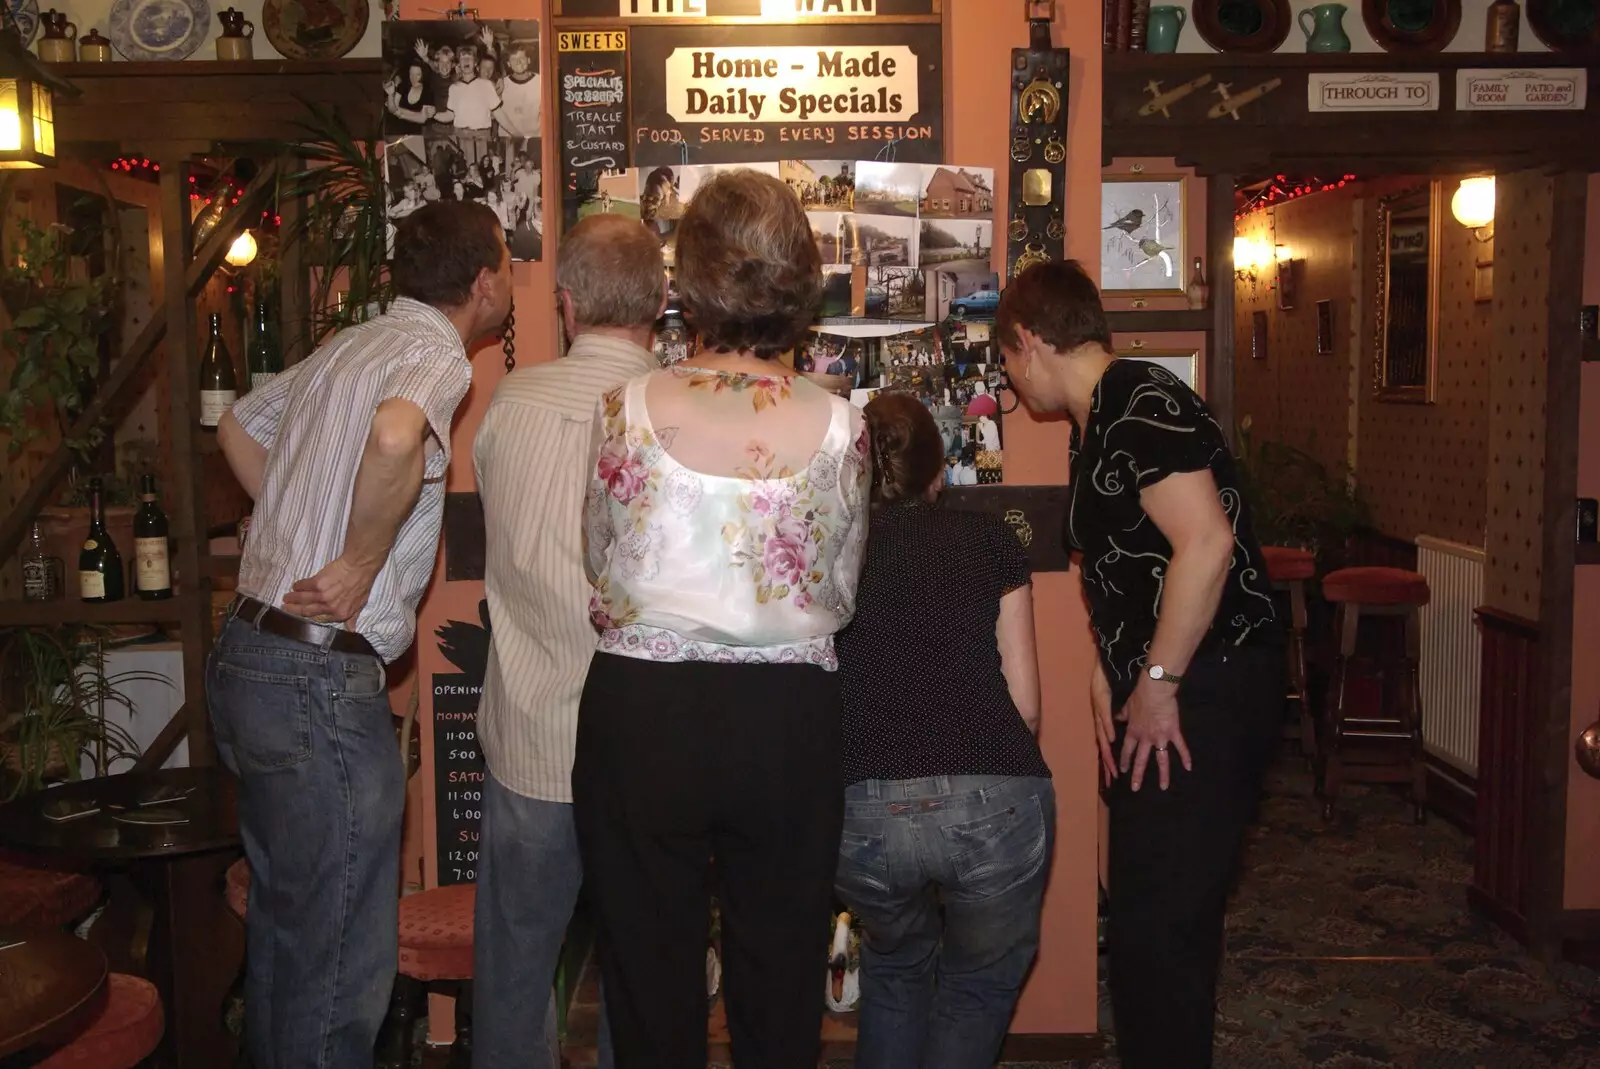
[572,653,844,1069]
[1106,642,1283,1069]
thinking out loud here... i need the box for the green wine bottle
[78,477,125,603]
[134,474,172,601]
[247,299,281,392]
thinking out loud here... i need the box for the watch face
[1148,665,1165,680]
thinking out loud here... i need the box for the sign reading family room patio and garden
[627,22,943,166]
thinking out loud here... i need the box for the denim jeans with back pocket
[207,614,404,1069]
[834,774,1056,1069]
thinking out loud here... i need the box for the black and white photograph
[782,159,856,210]
[853,161,922,217]
[857,214,918,268]
[920,218,992,268]
[919,165,995,219]
[383,18,543,262]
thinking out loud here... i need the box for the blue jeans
[472,771,613,1069]
[834,775,1055,1069]
[207,615,404,1069]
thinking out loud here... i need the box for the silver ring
[1154,746,1168,753]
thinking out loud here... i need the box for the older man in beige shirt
[470,214,665,1069]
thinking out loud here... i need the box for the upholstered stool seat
[224,857,250,920]
[0,853,102,928]
[398,884,476,981]
[1261,545,1316,583]
[1322,566,1430,607]
[1320,566,1431,823]
[36,973,165,1069]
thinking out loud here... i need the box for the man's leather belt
[230,596,378,658]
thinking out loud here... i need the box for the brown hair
[557,215,665,328]
[392,200,506,310]
[864,393,945,506]
[674,169,822,359]
[994,259,1112,356]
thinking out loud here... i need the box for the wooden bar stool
[1320,566,1431,824]
[0,852,103,929]
[36,973,165,1069]
[1261,546,1317,763]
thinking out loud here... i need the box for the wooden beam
[276,155,311,367]
[0,599,183,626]
[0,159,281,564]
[131,704,191,772]
[159,159,216,766]
[1530,170,1588,959]
[1206,172,1237,449]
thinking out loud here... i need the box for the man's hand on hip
[282,557,376,627]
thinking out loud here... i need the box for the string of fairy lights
[1235,174,1359,220]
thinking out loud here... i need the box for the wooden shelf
[1106,309,1212,333]
[1577,543,1600,566]
[0,598,186,627]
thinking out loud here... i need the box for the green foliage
[279,101,392,352]
[0,625,164,799]
[1235,416,1370,567]
[0,218,115,459]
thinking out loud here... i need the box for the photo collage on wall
[381,19,544,262]
[580,159,1003,483]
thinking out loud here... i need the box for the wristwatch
[1146,664,1183,685]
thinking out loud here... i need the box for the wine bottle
[199,312,238,428]
[247,299,281,392]
[21,522,53,602]
[1186,256,1210,311]
[134,474,172,601]
[79,478,124,603]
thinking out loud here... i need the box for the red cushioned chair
[1319,566,1431,824]
[1261,546,1317,763]
[0,852,103,929]
[36,973,165,1069]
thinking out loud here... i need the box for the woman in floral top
[575,169,870,1069]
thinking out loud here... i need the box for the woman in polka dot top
[834,392,1054,1068]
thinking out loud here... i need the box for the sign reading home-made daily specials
[628,22,943,166]
[560,0,935,17]
[1308,72,1440,112]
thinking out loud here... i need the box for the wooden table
[0,768,242,1069]
[0,926,108,1058]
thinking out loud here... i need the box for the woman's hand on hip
[1091,662,1117,787]
[1118,680,1191,792]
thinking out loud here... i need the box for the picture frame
[1100,176,1187,296]
[1252,310,1269,361]
[1316,299,1334,356]
[1116,348,1199,391]
[1373,180,1442,403]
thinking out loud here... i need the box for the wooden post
[277,155,310,367]
[1206,172,1237,450]
[159,159,215,765]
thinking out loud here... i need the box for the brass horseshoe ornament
[1013,243,1051,279]
[1018,77,1062,125]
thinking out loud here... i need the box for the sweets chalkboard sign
[559,29,632,228]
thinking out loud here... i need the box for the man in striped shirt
[470,214,665,1069]
[211,200,512,1069]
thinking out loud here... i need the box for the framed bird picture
[1100,177,1188,296]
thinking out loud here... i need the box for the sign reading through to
[1307,72,1440,112]
[666,46,917,123]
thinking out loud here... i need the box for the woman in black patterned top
[997,261,1282,1069]
[834,393,1053,1069]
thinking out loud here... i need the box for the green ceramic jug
[1299,2,1352,52]
[1146,5,1187,53]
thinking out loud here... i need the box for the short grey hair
[556,214,666,329]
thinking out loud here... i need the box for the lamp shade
[225,230,258,267]
[1451,176,1495,230]
[0,26,73,169]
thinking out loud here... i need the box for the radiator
[1415,536,1486,776]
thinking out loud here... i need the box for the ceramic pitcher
[216,8,254,60]
[78,28,113,62]
[1299,2,1351,53]
[37,9,76,63]
[1146,5,1186,53]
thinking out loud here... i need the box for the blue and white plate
[108,0,210,61]
[8,0,40,48]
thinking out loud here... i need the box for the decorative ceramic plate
[108,0,210,61]
[8,0,39,47]
[262,0,369,61]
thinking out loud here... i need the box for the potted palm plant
[0,625,155,799]
[1234,416,1369,571]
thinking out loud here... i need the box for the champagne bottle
[21,522,53,602]
[134,474,172,601]
[199,312,238,428]
[78,478,124,603]
[247,299,281,392]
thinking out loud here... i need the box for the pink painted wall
[1566,173,1600,911]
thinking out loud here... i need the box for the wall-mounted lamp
[1233,235,1261,284]
[1451,175,1495,242]
[225,229,258,268]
